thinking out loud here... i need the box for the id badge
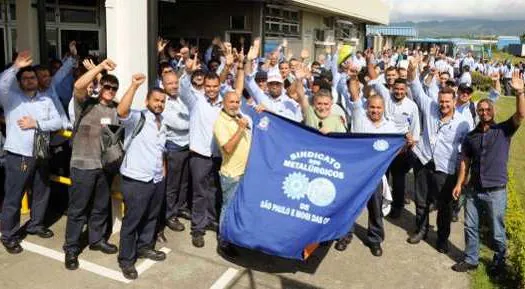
[100,118,111,125]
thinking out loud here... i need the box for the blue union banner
[220,112,405,260]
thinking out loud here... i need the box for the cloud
[389,0,525,22]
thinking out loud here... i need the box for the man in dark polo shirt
[451,70,524,275]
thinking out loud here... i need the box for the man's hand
[69,41,78,56]
[98,59,117,72]
[300,48,310,60]
[254,104,266,114]
[17,116,37,130]
[157,37,169,53]
[237,117,249,131]
[225,53,234,67]
[405,133,416,148]
[490,72,500,82]
[364,49,375,63]
[82,59,96,71]
[14,51,33,69]
[131,73,146,87]
[511,69,524,93]
[319,126,330,135]
[185,53,199,73]
[282,39,288,48]
[247,45,258,62]
[294,64,309,80]
[452,185,462,201]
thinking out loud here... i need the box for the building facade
[8,0,389,106]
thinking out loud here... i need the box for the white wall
[105,0,149,108]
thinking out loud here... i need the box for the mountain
[391,20,525,38]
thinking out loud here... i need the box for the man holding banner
[219,85,406,260]
[213,91,253,260]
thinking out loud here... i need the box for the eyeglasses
[102,84,119,92]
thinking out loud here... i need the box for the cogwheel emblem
[282,172,309,200]
[373,139,389,152]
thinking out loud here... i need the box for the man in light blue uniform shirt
[367,52,420,219]
[179,56,244,248]
[407,59,470,253]
[117,74,167,280]
[244,42,302,122]
[157,72,191,239]
[0,52,62,254]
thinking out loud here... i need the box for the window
[264,5,300,39]
[230,16,246,30]
[59,8,97,24]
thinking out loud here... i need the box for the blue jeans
[219,174,241,229]
[464,187,507,265]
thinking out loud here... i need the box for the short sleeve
[499,116,519,137]
[119,109,141,129]
[461,136,472,159]
[214,118,234,147]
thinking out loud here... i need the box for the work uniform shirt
[0,66,62,157]
[120,109,166,183]
[462,117,519,190]
[410,77,470,174]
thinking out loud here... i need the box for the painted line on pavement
[209,267,240,289]
[20,240,132,284]
[5,235,173,284]
[136,247,172,275]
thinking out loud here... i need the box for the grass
[470,94,525,289]
[491,51,525,65]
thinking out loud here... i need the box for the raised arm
[365,49,378,81]
[489,72,501,102]
[0,51,32,107]
[178,55,201,111]
[408,56,432,113]
[74,59,116,101]
[234,52,245,97]
[293,65,310,115]
[52,41,78,87]
[511,70,525,127]
[117,74,146,118]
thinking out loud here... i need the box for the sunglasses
[102,84,119,92]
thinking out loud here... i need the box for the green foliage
[503,170,525,288]
[472,71,493,92]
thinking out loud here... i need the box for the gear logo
[257,116,270,131]
[282,172,309,200]
[307,178,336,207]
[373,139,389,151]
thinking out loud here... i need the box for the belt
[482,185,506,193]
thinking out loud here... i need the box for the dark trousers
[503,78,512,96]
[345,183,384,244]
[118,176,165,267]
[388,151,413,209]
[1,152,50,242]
[189,152,221,236]
[413,159,456,241]
[63,168,112,254]
[165,149,191,219]
[0,166,5,212]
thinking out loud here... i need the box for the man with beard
[407,57,470,253]
[117,74,168,280]
[451,70,524,276]
[213,91,252,260]
[367,51,420,219]
[0,51,62,254]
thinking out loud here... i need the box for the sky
[388,0,525,22]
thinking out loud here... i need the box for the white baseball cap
[267,73,283,84]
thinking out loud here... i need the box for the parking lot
[0,204,470,289]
